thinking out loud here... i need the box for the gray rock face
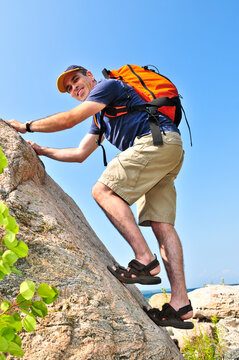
[0,119,183,359]
[223,348,239,360]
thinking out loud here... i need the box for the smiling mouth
[77,88,84,97]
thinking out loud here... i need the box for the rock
[223,348,239,360]
[0,119,183,359]
[188,285,239,320]
[148,284,239,356]
[149,285,239,321]
[218,318,239,351]
[149,293,170,309]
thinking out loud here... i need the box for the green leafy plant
[181,316,226,359]
[0,281,59,358]
[0,201,27,279]
[0,147,8,175]
[161,287,169,305]
[0,147,59,358]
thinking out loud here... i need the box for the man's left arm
[26,133,102,163]
[5,101,105,133]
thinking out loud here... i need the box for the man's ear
[86,71,95,81]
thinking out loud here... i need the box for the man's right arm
[28,133,102,163]
[6,100,106,133]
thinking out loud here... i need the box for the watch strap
[25,122,34,132]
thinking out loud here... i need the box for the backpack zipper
[127,64,156,100]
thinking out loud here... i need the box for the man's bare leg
[92,181,160,276]
[151,221,193,319]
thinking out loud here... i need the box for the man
[6,65,193,329]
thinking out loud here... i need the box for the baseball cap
[57,65,87,93]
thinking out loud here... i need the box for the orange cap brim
[57,68,81,93]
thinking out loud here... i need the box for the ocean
[141,284,239,302]
[141,288,197,302]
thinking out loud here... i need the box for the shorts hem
[139,215,175,227]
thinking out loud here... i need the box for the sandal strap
[146,305,176,323]
[177,300,193,317]
[161,303,179,320]
[128,259,146,271]
[161,301,193,319]
[146,307,161,318]
[128,255,159,276]
[144,255,159,272]
[114,265,132,278]
[114,255,160,278]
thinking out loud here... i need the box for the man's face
[63,70,95,101]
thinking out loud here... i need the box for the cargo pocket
[106,147,148,189]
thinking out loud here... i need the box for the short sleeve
[88,117,100,135]
[85,79,123,106]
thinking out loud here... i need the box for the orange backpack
[102,64,182,126]
[97,64,191,166]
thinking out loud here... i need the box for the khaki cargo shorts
[98,132,184,226]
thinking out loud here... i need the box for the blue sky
[0,0,238,291]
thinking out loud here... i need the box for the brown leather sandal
[107,255,161,285]
[143,301,194,329]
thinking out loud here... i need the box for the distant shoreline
[141,283,239,302]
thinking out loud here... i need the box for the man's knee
[91,181,113,202]
[92,182,103,201]
[151,221,174,235]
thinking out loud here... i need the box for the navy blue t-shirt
[86,79,179,151]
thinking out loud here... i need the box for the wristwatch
[25,121,34,133]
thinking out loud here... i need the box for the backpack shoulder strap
[96,109,108,166]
